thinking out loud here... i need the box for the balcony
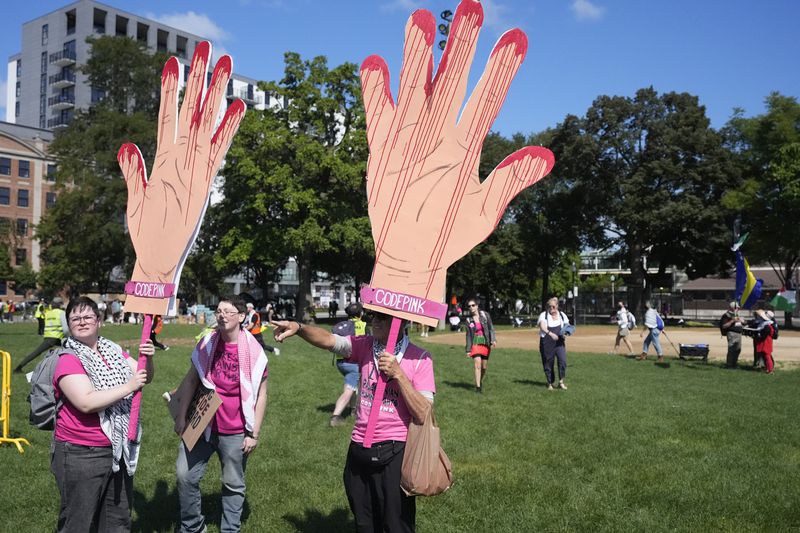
[231,88,263,106]
[49,72,75,89]
[49,50,76,67]
[48,94,75,110]
[47,116,72,129]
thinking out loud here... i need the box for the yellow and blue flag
[734,251,762,309]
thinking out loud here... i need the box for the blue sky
[2,0,798,136]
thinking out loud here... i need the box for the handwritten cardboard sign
[168,385,222,452]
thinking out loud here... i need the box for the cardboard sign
[168,386,222,452]
[359,0,554,326]
[117,41,246,317]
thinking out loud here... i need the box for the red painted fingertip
[496,146,555,176]
[411,10,436,47]
[192,41,211,68]
[211,99,246,146]
[117,143,147,186]
[492,29,528,59]
[361,55,394,105]
[454,0,484,27]
[162,56,179,81]
[214,55,232,78]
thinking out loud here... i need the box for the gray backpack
[28,347,69,430]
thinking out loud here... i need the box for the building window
[41,52,47,74]
[15,102,19,118]
[46,192,57,208]
[0,189,8,205]
[176,35,188,58]
[0,158,10,175]
[115,15,129,37]
[18,160,30,178]
[137,22,149,43]
[66,10,77,35]
[17,189,29,208]
[0,281,6,295]
[42,24,49,45]
[15,249,27,266]
[157,29,169,53]
[40,95,46,115]
[16,60,21,78]
[91,87,106,103]
[0,218,9,231]
[40,75,46,94]
[47,164,57,181]
[93,8,107,34]
[15,81,20,97]
[16,219,28,236]
[64,40,76,57]
[39,116,46,129]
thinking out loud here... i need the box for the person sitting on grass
[272,311,435,532]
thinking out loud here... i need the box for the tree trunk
[628,243,645,319]
[296,253,314,323]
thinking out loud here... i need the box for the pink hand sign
[117,42,246,316]
[360,0,554,325]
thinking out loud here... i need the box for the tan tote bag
[400,407,453,496]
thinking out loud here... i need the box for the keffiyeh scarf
[64,336,141,475]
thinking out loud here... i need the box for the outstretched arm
[272,320,336,351]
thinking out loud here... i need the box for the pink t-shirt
[348,336,436,444]
[54,351,131,447]
[210,342,245,434]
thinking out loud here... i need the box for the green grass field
[1,322,798,532]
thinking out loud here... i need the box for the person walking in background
[538,297,570,390]
[638,301,665,363]
[51,296,155,532]
[149,315,170,351]
[15,297,68,373]
[720,302,743,368]
[329,303,368,427]
[175,296,269,533]
[243,302,280,356]
[35,299,46,335]
[611,301,635,356]
[465,298,496,393]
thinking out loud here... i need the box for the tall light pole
[610,274,615,310]
[571,262,577,323]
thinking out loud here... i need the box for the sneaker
[162,391,171,402]
[329,415,346,427]
[547,383,554,391]
[475,386,482,394]
[273,348,281,356]
[636,354,647,361]
[558,381,567,390]
[163,345,170,351]
[656,356,664,363]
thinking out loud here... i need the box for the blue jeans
[642,328,663,356]
[176,432,247,533]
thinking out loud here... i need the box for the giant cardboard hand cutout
[117,42,245,440]
[118,42,245,317]
[359,0,554,326]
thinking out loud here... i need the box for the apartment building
[6,0,271,129]
[0,121,56,297]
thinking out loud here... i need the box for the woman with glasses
[272,310,435,532]
[174,296,269,533]
[464,299,496,393]
[50,296,155,532]
[537,297,570,390]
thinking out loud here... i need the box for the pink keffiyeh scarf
[191,328,268,439]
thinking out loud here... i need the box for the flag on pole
[770,288,796,312]
[731,232,749,252]
[734,251,762,309]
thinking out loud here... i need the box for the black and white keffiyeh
[64,336,141,475]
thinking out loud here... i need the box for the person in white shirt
[611,301,634,355]
[537,297,570,390]
[638,301,664,362]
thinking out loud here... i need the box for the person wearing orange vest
[149,315,169,350]
[242,303,280,355]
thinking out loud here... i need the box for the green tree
[36,36,164,295]
[565,87,736,316]
[722,93,800,326]
[216,53,368,319]
[11,262,38,296]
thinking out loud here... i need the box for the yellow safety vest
[353,318,366,336]
[35,304,45,319]
[44,308,66,339]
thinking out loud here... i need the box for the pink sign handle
[127,314,153,441]
[362,317,402,448]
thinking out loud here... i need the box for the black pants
[37,317,45,335]
[252,332,277,353]
[540,336,567,384]
[149,331,167,350]
[51,440,133,533]
[16,336,61,371]
[344,440,415,533]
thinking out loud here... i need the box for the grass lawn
[1,321,798,532]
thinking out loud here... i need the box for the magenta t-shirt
[210,342,246,434]
[54,351,131,447]
[348,336,436,444]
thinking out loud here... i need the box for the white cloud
[571,0,605,21]
[481,0,513,31]
[145,11,231,43]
